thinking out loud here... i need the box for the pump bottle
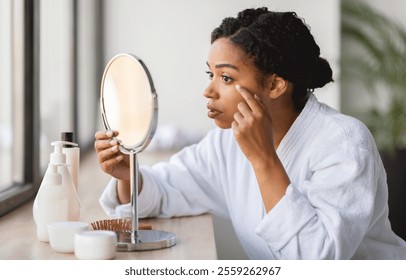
[61,132,80,192]
[35,164,69,242]
[33,140,81,227]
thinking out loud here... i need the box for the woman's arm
[232,84,290,212]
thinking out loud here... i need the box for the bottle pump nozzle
[50,141,78,164]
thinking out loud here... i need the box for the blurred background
[1,0,405,259]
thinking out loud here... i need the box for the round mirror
[100,53,157,154]
[99,53,175,251]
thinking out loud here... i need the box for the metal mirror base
[116,230,176,251]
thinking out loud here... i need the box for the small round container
[74,230,117,260]
[48,221,90,253]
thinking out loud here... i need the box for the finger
[236,84,271,121]
[100,154,124,174]
[237,102,253,119]
[235,84,262,112]
[231,119,245,140]
[231,120,239,132]
[94,130,119,140]
[236,97,262,124]
[233,110,245,125]
[97,144,121,163]
[94,138,119,152]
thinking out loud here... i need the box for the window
[39,0,103,171]
[0,0,39,215]
[0,0,13,193]
[0,0,102,216]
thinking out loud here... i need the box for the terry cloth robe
[100,94,406,260]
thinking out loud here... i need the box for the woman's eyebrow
[206,61,239,71]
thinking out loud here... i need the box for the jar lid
[75,230,117,246]
[48,221,89,230]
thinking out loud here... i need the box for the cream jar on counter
[48,221,90,253]
[74,230,117,260]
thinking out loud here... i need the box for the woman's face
[204,38,265,129]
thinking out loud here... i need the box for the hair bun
[309,57,333,89]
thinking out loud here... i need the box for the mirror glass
[100,53,157,153]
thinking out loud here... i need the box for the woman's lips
[207,106,222,119]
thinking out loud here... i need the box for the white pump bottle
[61,132,80,192]
[35,164,69,242]
[33,140,81,230]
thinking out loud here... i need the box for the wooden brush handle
[139,223,152,230]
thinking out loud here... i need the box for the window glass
[0,0,13,191]
[0,0,101,216]
[0,0,39,216]
[39,0,75,172]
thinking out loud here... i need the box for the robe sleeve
[255,120,385,259]
[99,130,228,219]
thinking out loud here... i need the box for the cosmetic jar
[48,221,90,253]
[74,230,117,260]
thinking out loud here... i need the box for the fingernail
[111,145,118,152]
[106,130,113,137]
[109,140,117,146]
[116,155,123,161]
[236,84,242,91]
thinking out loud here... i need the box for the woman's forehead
[207,38,253,69]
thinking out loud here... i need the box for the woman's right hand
[94,130,130,181]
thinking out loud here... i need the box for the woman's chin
[214,120,231,129]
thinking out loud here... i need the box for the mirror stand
[115,152,176,252]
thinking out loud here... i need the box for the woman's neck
[268,97,300,149]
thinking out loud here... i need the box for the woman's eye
[205,71,233,84]
[205,71,213,80]
[221,75,233,84]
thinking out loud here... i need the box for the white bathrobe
[100,94,406,259]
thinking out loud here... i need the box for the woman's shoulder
[323,104,371,137]
[314,101,377,153]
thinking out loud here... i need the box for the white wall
[103,0,340,259]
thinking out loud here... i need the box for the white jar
[48,221,89,253]
[74,230,117,260]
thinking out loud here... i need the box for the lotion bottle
[33,140,81,224]
[61,132,80,192]
[35,164,69,242]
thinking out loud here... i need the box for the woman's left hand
[232,84,277,168]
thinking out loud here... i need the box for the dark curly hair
[211,7,333,111]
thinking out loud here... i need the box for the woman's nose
[203,82,219,99]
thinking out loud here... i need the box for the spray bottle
[33,140,81,229]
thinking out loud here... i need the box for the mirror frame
[100,53,158,154]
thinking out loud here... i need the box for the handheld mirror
[100,53,176,251]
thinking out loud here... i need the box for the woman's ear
[266,74,290,99]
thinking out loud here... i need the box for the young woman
[94,7,406,259]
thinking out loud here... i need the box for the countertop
[0,151,217,260]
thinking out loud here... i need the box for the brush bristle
[91,219,152,231]
[91,218,131,232]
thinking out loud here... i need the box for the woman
[95,7,406,259]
